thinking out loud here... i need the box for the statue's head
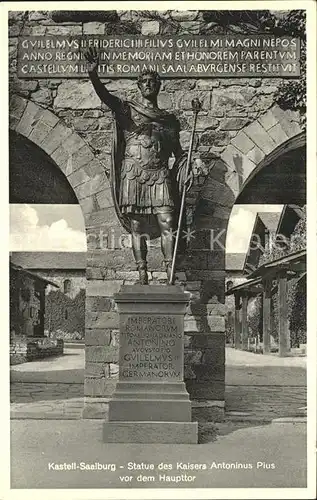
[137,70,161,98]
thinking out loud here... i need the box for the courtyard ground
[10,418,308,490]
[9,346,310,491]
[10,346,307,421]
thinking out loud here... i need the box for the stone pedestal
[103,285,198,444]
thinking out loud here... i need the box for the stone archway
[195,104,305,236]
[10,130,79,204]
[9,95,307,419]
[9,94,125,417]
[221,105,305,201]
[9,95,114,218]
[9,94,122,254]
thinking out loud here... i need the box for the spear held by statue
[169,98,202,285]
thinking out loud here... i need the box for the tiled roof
[10,262,59,287]
[11,251,246,272]
[9,252,87,270]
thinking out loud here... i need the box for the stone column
[262,278,272,354]
[234,293,241,349]
[241,293,249,350]
[103,285,198,444]
[278,271,290,357]
[180,227,226,421]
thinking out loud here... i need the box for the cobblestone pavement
[10,347,307,421]
[10,388,306,421]
[10,382,83,402]
[225,385,307,421]
[10,397,84,419]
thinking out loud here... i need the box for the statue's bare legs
[131,217,148,285]
[130,209,175,285]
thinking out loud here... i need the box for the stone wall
[10,336,64,365]
[9,9,304,419]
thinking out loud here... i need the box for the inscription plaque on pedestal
[103,285,198,444]
[120,314,183,381]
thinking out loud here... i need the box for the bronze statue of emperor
[85,47,192,284]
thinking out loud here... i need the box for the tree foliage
[44,288,85,339]
[269,11,306,125]
[290,207,306,252]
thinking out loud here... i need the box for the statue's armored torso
[114,101,180,215]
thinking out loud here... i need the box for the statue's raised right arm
[84,47,121,112]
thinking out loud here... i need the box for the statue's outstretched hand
[84,47,99,73]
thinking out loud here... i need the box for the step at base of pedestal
[109,398,192,421]
[112,381,190,401]
[103,421,198,443]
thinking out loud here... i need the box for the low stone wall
[10,336,64,365]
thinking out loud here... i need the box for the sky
[9,204,283,255]
[9,205,86,252]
